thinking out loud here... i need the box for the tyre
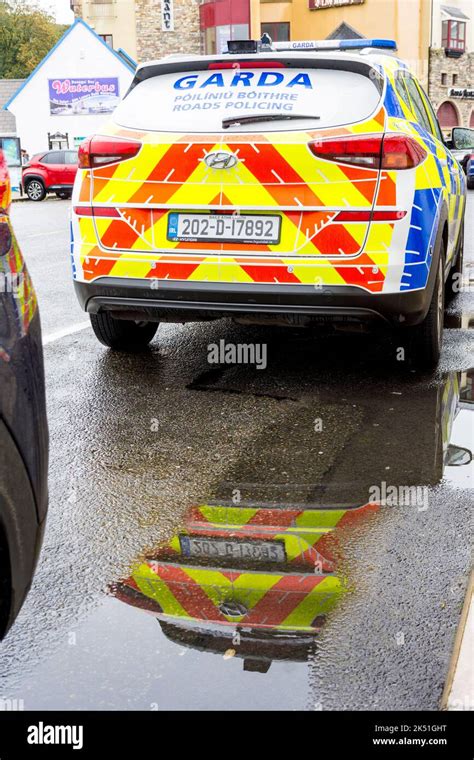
[56,190,71,199]
[445,221,464,302]
[25,179,46,202]
[467,179,474,190]
[407,247,445,370]
[90,312,159,351]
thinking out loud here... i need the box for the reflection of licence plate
[167,213,281,244]
[179,535,285,563]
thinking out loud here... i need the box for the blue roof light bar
[273,39,398,52]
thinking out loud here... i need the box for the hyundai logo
[218,601,248,617]
[203,151,239,170]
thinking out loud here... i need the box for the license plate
[179,535,286,563]
[167,213,281,244]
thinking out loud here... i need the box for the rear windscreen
[113,67,382,132]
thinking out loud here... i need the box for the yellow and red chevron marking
[126,560,341,632]
[76,209,393,292]
[111,502,378,632]
[72,103,409,293]
[0,179,11,211]
[1,222,37,334]
[156,503,378,570]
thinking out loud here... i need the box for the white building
[4,18,135,157]
[431,1,473,51]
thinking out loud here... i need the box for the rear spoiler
[128,53,385,97]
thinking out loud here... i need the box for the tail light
[382,135,427,169]
[78,135,142,169]
[73,206,120,217]
[308,134,426,170]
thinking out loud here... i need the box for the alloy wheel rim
[28,182,42,200]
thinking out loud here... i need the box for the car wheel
[407,247,445,370]
[25,179,46,201]
[90,312,159,351]
[467,179,474,190]
[445,221,464,302]
[56,191,71,200]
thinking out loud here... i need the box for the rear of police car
[71,39,430,350]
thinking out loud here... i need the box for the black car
[0,150,48,639]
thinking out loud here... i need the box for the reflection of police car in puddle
[110,372,472,671]
[112,502,375,670]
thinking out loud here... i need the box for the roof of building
[441,5,470,20]
[3,18,136,112]
[0,79,24,134]
[326,22,365,40]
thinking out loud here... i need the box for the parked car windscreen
[114,66,382,132]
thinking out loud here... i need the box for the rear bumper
[74,277,432,327]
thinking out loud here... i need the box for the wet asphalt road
[0,195,473,710]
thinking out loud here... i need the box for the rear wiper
[222,113,320,129]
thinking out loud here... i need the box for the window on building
[442,20,466,52]
[99,34,113,47]
[441,73,447,85]
[261,22,290,43]
[452,74,458,85]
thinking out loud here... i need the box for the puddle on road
[2,365,470,710]
[104,371,472,707]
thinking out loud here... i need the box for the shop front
[200,0,250,54]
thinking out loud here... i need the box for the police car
[71,37,466,368]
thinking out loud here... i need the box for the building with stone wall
[428,48,474,132]
[71,0,201,64]
[135,0,201,61]
[428,2,474,131]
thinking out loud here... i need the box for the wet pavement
[1,195,473,711]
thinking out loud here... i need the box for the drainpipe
[428,0,434,97]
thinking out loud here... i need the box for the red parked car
[22,149,78,201]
